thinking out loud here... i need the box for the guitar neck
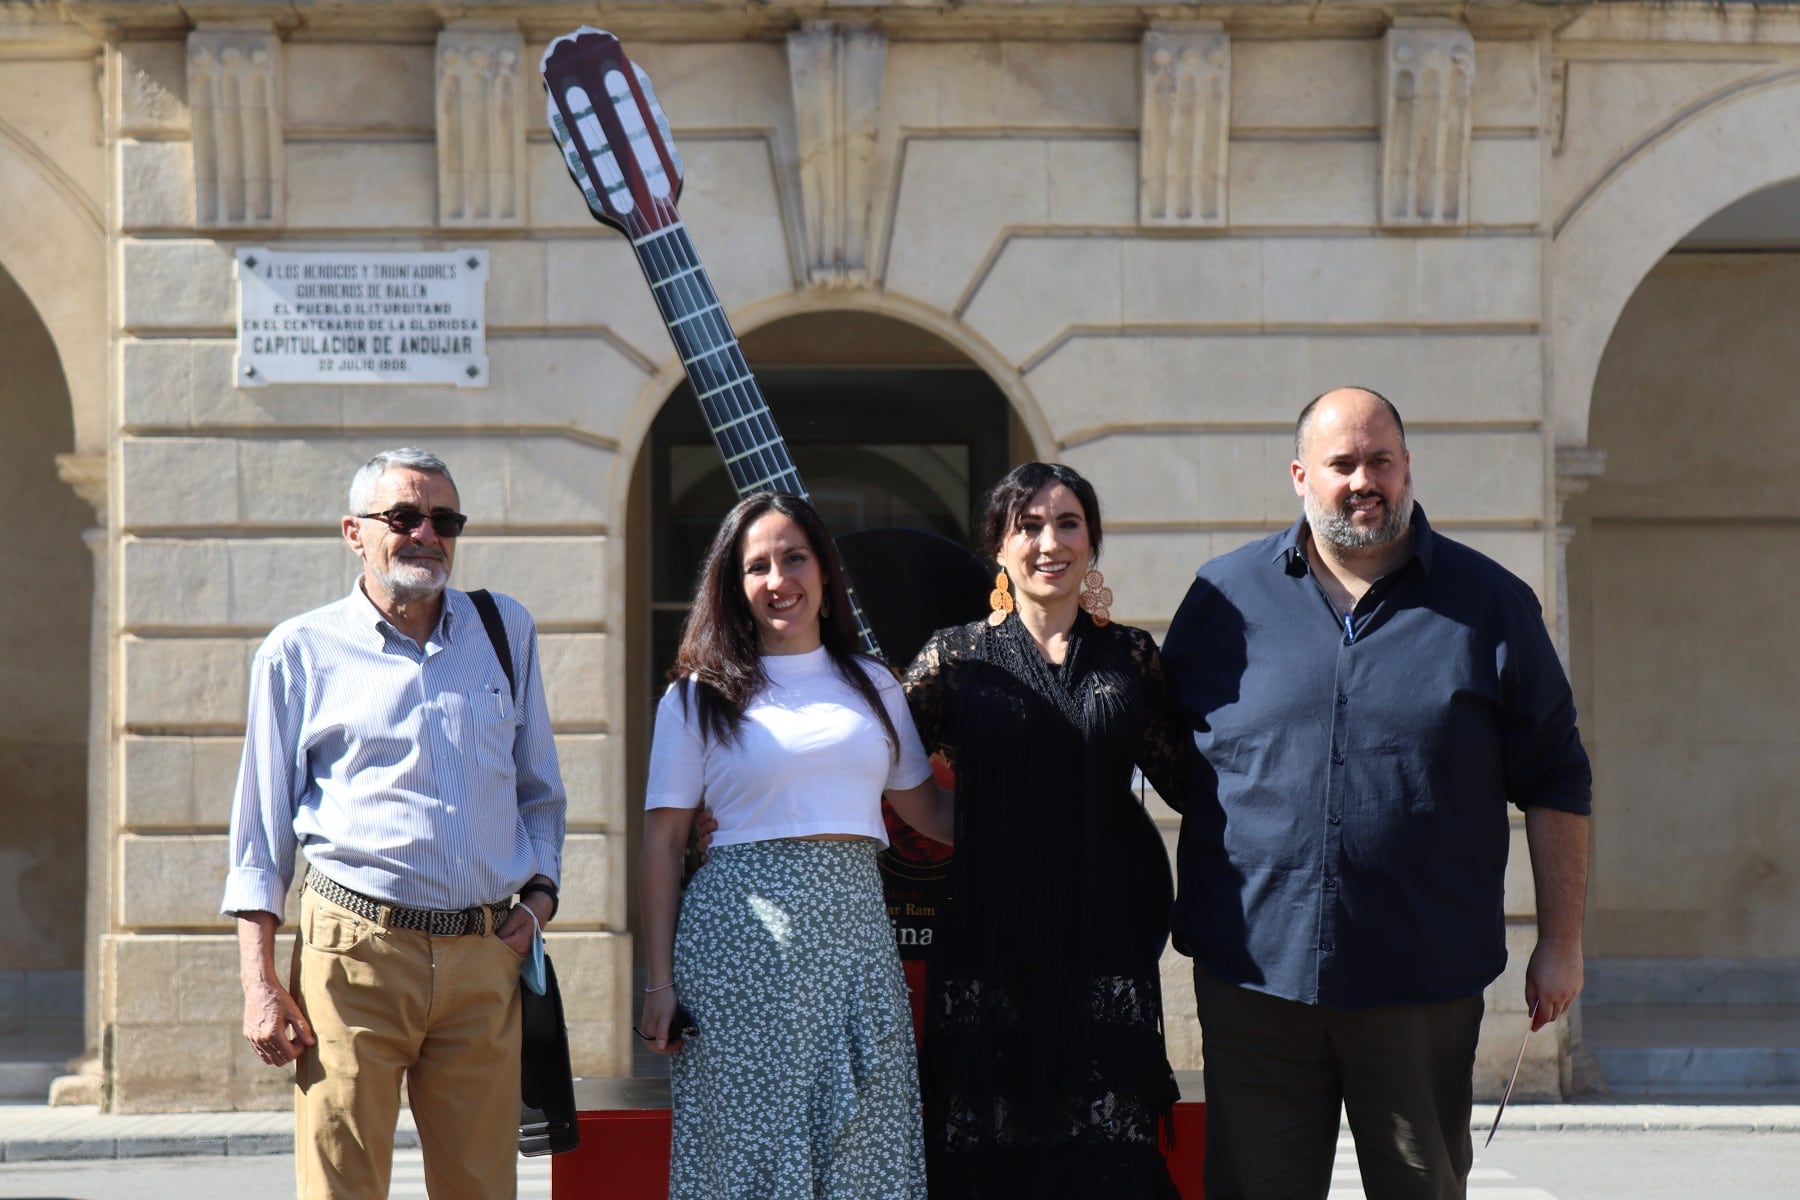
[629,221,881,657]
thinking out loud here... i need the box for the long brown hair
[669,492,900,752]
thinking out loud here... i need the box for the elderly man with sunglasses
[221,446,565,1200]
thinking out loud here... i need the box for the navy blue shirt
[1161,507,1591,1009]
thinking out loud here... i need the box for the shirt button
[1320,942,1334,952]
[1323,875,1337,890]
[1328,813,1342,825]
[1337,693,1348,705]
[1331,752,1345,765]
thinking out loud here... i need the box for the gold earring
[1079,567,1112,627]
[987,571,1014,627]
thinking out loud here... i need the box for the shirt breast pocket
[464,686,516,777]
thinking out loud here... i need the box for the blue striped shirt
[221,585,566,917]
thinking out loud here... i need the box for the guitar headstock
[541,27,685,236]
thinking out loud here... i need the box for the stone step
[0,1059,66,1102]
[1584,1003,1800,1097]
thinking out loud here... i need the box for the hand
[637,986,682,1055]
[497,891,553,956]
[243,977,315,1067]
[1524,935,1584,1031]
[690,802,719,863]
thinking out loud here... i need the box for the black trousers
[1193,964,1483,1200]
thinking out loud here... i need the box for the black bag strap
[468,589,516,701]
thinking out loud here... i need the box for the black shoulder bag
[468,589,581,1157]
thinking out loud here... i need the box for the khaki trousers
[291,887,523,1200]
[1194,964,1483,1200]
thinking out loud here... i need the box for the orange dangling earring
[987,571,1014,627]
[1080,567,1112,627]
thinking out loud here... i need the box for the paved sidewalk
[4,1100,1799,1162]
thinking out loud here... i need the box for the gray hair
[347,447,458,514]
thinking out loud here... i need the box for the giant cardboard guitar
[539,22,982,1018]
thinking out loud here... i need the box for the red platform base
[552,1077,1206,1198]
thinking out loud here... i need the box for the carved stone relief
[1381,25,1476,226]
[187,28,283,228]
[437,29,527,227]
[1139,25,1230,227]
[786,22,886,288]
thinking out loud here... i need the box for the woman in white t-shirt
[638,491,951,1200]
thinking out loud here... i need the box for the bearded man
[1160,388,1592,1200]
[222,447,565,1199]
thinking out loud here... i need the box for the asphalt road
[0,1131,1796,1199]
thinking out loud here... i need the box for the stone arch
[607,290,1053,518]
[0,122,108,458]
[1550,68,1800,447]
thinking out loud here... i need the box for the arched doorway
[0,262,92,1097]
[1566,179,1800,1097]
[619,310,1020,1073]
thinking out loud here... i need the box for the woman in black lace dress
[902,462,1192,1199]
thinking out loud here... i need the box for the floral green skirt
[670,838,927,1200]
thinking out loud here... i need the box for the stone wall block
[122,637,250,730]
[1228,140,1377,227]
[121,536,231,628]
[1087,530,1217,627]
[1453,531,1548,603]
[122,735,246,829]
[175,936,241,1023]
[109,1021,235,1113]
[121,240,238,331]
[553,733,613,830]
[501,439,614,528]
[1381,25,1476,226]
[285,142,436,230]
[118,833,230,928]
[1232,39,1377,131]
[119,140,195,230]
[541,236,673,355]
[1139,25,1229,227]
[452,536,606,626]
[538,633,606,729]
[104,936,180,1025]
[125,537,348,629]
[786,23,886,287]
[1503,816,1535,919]
[1120,239,1263,326]
[437,29,527,227]
[187,28,284,228]
[1469,137,1542,227]
[482,240,547,328]
[1471,40,1541,131]
[555,833,612,927]
[287,43,433,132]
[120,437,239,529]
[960,236,1123,367]
[884,139,1053,313]
[1262,236,1537,325]
[544,930,631,1076]
[116,40,190,135]
[1029,333,1542,435]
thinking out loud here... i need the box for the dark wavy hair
[978,461,1104,563]
[669,491,899,752]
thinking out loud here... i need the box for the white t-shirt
[645,647,932,847]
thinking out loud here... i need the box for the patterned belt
[305,869,510,936]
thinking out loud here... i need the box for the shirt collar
[344,579,461,643]
[1272,503,1436,577]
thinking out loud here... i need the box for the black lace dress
[902,610,1192,1199]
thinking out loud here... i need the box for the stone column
[1552,446,1607,668]
[49,452,108,1105]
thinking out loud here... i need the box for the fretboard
[629,221,880,656]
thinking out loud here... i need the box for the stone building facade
[2,0,1796,1111]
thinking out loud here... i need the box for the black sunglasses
[356,507,469,538]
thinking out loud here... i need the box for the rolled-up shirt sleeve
[1503,589,1593,816]
[510,605,566,887]
[221,644,307,918]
